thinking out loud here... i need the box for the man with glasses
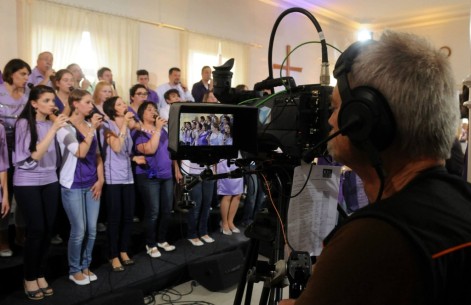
[136,69,159,104]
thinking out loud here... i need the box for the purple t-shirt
[100,120,133,184]
[13,119,58,186]
[0,83,29,148]
[147,89,159,105]
[28,67,52,87]
[71,129,98,189]
[133,128,172,179]
[0,124,9,202]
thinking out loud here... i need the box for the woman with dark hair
[128,84,148,116]
[13,85,68,299]
[101,96,137,270]
[0,59,32,256]
[56,89,104,286]
[52,69,74,115]
[197,123,210,146]
[133,101,181,257]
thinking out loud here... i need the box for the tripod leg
[233,238,260,305]
[258,286,271,305]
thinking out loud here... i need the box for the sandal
[37,278,53,296]
[24,282,44,301]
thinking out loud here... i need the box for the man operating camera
[280,30,471,305]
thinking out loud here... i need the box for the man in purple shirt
[28,51,54,87]
[136,69,159,104]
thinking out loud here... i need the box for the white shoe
[146,245,161,258]
[157,242,176,252]
[200,235,215,243]
[220,228,232,235]
[0,248,13,257]
[188,238,204,246]
[97,223,107,232]
[83,271,98,282]
[69,274,90,286]
[51,234,63,245]
[231,227,241,233]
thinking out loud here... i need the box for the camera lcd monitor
[168,103,257,164]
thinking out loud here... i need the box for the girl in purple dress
[218,123,242,235]
[56,89,104,286]
[13,85,68,299]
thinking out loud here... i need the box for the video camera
[168,58,332,165]
[168,7,334,304]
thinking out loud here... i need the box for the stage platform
[0,211,251,305]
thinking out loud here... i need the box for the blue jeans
[187,179,215,239]
[61,187,100,275]
[136,174,173,247]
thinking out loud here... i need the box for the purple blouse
[100,120,133,184]
[147,89,159,105]
[0,83,29,144]
[0,124,9,202]
[13,119,58,186]
[28,67,52,87]
[133,129,172,179]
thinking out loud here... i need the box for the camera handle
[178,164,249,210]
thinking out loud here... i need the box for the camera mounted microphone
[302,116,362,163]
[177,192,196,210]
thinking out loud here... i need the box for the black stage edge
[0,210,251,305]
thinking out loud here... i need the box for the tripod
[233,165,294,305]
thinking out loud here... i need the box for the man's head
[201,66,211,82]
[67,63,84,82]
[164,88,181,104]
[97,67,113,84]
[136,69,150,87]
[168,67,181,85]
[328,31,458,166]
[36,52,53,74]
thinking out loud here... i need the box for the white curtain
[182,32,249,89]
[17,0,138,99]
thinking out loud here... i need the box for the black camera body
[212,58,333,163]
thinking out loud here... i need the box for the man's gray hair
[350,30,459,159]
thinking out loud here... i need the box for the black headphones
[333,40,396,151]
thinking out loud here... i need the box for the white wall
[1,0,469,90]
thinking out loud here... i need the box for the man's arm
[293,218,426,305]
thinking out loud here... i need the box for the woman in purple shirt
[101,96,138,271]
[0,59,31,256]
[56,89,104,286]
[133,101,181,257]
[13,85,68,300]
[0,124,9,221]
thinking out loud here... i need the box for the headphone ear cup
[338,86,396,151]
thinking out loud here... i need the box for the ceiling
[260,0,470,29]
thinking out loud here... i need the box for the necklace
[141,126,155,134]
